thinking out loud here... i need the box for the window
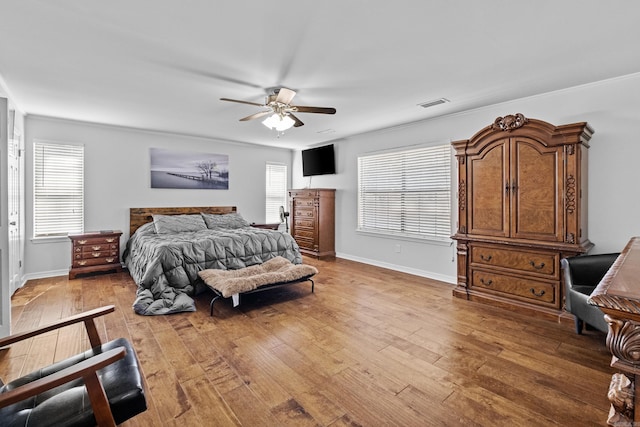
[33,141,84,237]
[357,143,452,241]
[265,163,287,223]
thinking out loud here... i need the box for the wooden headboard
[129,206,237,236]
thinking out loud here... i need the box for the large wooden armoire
[452,114,594,321]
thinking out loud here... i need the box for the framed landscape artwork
[150,147,229,189]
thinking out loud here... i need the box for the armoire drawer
[470,269,557,306]
[470,244,558,279]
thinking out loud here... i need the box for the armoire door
[509,136,564,242]
[467,136,564,242]
[467,138,510,238]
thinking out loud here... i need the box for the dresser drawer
[294,209,316,220]
[470,244,558,279]
[470,269,557,306]
[294,217,315,228]
[294,198,315,208]
[294,229,316,240]
[291,190,319,199]
[295,237,316,251]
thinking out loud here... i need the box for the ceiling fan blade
[293,106,337,114]
[275,88,296,105]
[289,113,304,127]
[239,111,272,121]
[220,97,265,107]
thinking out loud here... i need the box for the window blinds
[34,141,84,237]
[358,144,452,241]
[265,163,287,223]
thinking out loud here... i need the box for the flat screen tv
[302,144,335,177]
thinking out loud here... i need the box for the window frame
[357,143,453,243]
[33,140,85,239]
[265,162,288,224]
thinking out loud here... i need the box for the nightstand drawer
[72,236,120,246]
[74,243,118,252]
[74,250,118,260]
[73,256,119,268]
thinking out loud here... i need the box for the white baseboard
[335,252,456,285]
[23,269,68,282]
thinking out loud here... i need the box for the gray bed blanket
[123,222,302,315]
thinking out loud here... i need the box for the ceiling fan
[220,88,336,130]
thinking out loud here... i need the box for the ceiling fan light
[262,113,295,131]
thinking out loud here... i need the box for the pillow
[201,212,250,229]
[152,214,207,234]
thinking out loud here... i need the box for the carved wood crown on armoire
[451,114,594,321]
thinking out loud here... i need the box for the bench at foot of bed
[198,256,318,316]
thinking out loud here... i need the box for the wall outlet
[394,244,401,253]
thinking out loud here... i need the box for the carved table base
[588,238,640,426]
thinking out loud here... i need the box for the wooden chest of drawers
[289,189,335,259]
[69,230,123,279]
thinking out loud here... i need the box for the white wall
[24,117,293,278]
[292,73,640,283]
[22,73,640,282]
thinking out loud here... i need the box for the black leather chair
[561,253,620,335]
[0,306,147,426]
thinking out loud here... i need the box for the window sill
[356,228,453,246]
[31,236,70,244]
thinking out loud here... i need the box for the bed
[123,206,303,315]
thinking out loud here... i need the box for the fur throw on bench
[198,256,318,298]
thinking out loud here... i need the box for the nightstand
[68,230,123,279]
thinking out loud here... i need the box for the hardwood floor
[1,257,613,426]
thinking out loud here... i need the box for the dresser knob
[92,246,101,250]
[480,278,493,286]
[78,240,87,244]
[78,261,87,266]
[92,252,100,257]
[105,258,115,263]
[106,238,115,243]
[480,254,493,262]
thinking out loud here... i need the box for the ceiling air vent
[418,98,450,109]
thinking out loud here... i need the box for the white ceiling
[1,1,639,149]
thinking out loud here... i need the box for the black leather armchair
[561,253,620,335]
[0,306,147,426]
